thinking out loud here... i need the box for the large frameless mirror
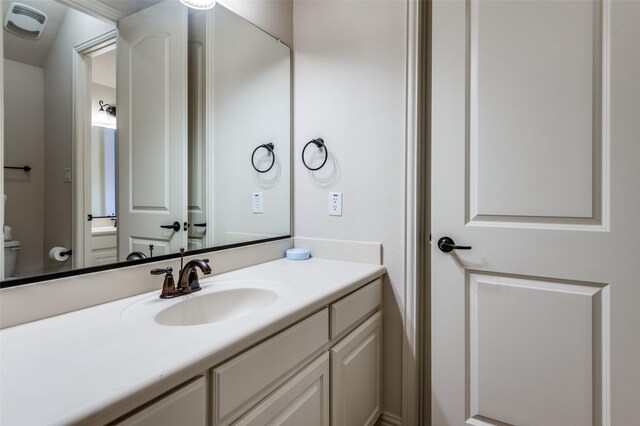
[1,0,291,285]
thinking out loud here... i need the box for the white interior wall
[293,0,407,418]
[91,49,116,88]
[220,0,293,47]
[3,59,45,277]
[42,9,114,274]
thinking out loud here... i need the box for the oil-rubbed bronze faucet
[151,249,212,299]
[176,258,211,294]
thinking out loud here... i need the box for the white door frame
[204,9,215,250]
[71,30,118,269]
[403,0,430,424]
[187,9,215,251]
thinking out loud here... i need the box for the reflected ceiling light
[179,0,216,10]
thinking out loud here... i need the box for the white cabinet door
[117,0,188,260]
[234,353,330,426]
[432,0,640,425]
[331,312,382,426]
[115,377,206,426]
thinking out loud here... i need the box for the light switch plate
[63,168,72,183]
[252,192,264,214]
[329,192,342,216]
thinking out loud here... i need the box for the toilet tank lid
[4,240,20,248]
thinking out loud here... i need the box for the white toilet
[4,225,20,278]
[3,199,22,277]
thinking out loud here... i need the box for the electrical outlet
[252,192,264,214]
[329,192,342,216]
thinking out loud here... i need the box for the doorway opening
[72,31,117,269]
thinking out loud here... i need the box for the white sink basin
[155,287,278,326]
[122,280,292,327]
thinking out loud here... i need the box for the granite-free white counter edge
[0,257,385,426]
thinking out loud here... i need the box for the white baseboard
[378,411,402,426]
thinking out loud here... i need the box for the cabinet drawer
[213,308,329,424]
[114,376,206,426]
[330,278,381,339]
[233,353,330,426]
[91,233,117,250]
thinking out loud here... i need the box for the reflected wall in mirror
[209,6,291,247]
[3,0,116,279]
[1,0,291,284]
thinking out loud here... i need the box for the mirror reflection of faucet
[126,251,147,261]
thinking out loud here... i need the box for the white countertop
[0,258,385,426]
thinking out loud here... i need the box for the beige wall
[3,59,45,277]
[293,0,407,417]
[42,9,114,274]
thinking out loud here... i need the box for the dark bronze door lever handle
[160,221,181,232]
[438,236,472,253]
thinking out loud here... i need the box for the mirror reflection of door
[117,0,189,261]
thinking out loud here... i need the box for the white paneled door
[117,0,188,260]
[431,0,640,425]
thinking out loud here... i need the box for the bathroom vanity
[90,219,118,266]
[0,256,385,425]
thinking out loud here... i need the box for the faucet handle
[150,267,171,275]
[151,267,179,299]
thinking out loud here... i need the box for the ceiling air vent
[3,3,48,40]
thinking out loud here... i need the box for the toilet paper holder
[49,247,73,262]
